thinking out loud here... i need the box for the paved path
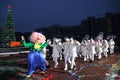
[0,50,120,80]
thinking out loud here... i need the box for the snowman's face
[65,38,70,42]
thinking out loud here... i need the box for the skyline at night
[0,0,120,32]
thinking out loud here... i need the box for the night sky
[0,0,120,32]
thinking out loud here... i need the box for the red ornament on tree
[8,5,12,9]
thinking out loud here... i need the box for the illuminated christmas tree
[1,5,16,46]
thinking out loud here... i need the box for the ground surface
[0,50,120,80]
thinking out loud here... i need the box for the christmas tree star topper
[8,5,12,9]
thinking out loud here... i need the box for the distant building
[81,12,120,39]
[110,13,120,38]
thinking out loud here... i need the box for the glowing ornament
[8,5,12,9]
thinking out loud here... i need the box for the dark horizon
[0,0,120,32]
